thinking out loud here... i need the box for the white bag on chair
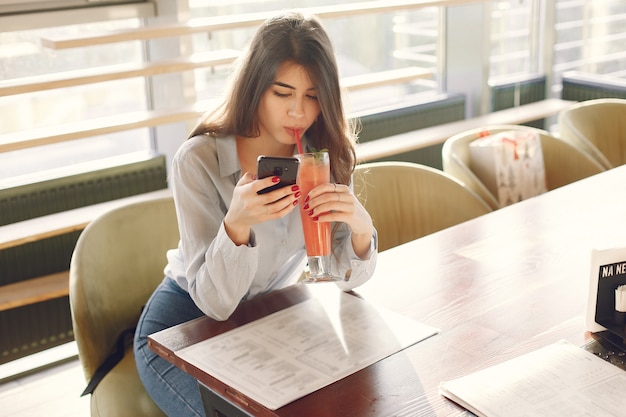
[469,130,547,207]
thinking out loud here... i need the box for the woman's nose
[288,98,305,118]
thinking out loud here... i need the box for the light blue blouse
[164,134,377,320]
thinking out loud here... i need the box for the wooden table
[149,164,626,416]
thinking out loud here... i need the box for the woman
[134,11,378,416]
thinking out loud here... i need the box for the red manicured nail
[293,200,298,206]
[272,176,280,183]
[295,192,301,198]
[291,185,300,191]
[304,196,310,203]
[313,216,319,221]
[303,203,309,210]
[308,209,314,216]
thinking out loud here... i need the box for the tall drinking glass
[296,151,341,282]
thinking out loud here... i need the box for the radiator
[1,298,73,365]
[353,93,466,169]
[561,71,626,101]
[1,154,168,225]
[0,233,80,287]
[0,154,167,365]
[490,74,547,129]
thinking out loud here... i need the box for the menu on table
[439,339,626,417]
[176,286,439,410]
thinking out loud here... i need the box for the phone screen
[257,156,299,194]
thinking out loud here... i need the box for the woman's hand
[303,183,374,259]
[224,172,300,245]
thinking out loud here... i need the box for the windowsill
[0,150,159,189]
[0,341,78,383]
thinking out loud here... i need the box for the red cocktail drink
[296,152,338,282]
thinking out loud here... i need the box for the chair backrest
[558,98,626,169]
[353,161,492,252]
[442,124,605,210]
[69,196,179,381]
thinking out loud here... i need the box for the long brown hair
[189,11,356,185]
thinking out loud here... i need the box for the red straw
[295,130,303,154]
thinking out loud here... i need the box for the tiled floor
[0,344,90,417]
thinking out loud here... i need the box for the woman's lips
[285,127,303,137]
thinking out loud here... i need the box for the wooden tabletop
[149,164,626,416]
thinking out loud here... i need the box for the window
[0,8,154,183]
[553,0,626,79]
[4,1,624,185]
[1,1,444,184]
[489,0,541,82]
[488,0,626,95]
[188,0,442,113]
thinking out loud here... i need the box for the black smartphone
[256,155,300,194]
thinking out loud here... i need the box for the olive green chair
[353,161,492,252]
[69,195,178,417]
[558,98,626,170]
[442,124,605,210]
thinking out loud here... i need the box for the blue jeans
[134,277,205,417]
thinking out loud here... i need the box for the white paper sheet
[439,340,626,417]
[176,288,439,410]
